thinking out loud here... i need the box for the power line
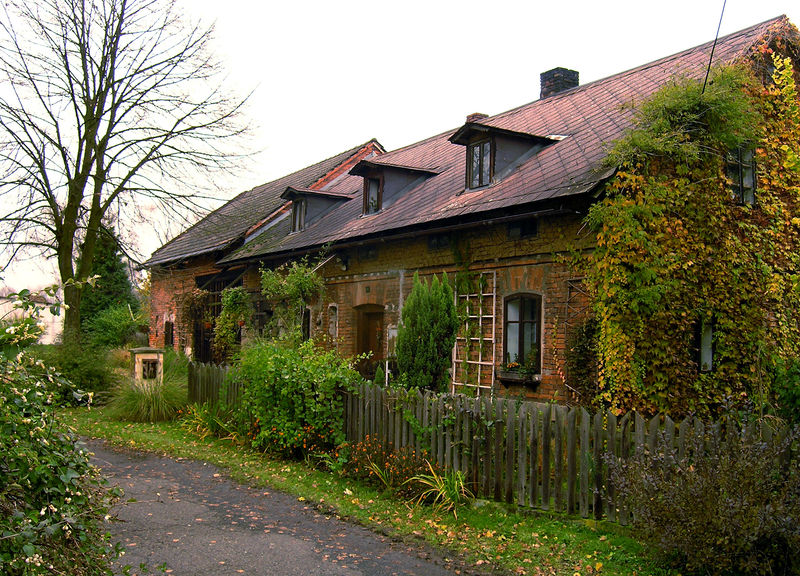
[702,0,728,94]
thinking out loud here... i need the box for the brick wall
[318,211,594,401]
[149,210,594,402]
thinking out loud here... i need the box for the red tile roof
[145,140,382,266]
[156,16,796,268]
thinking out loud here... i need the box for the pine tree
[79,226,138,331]
[396,272,458,391]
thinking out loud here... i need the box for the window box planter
[497,369,541,388]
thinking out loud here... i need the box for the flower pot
[497,369,541,388]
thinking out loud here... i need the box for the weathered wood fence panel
[187,362,235,405]
[184,367,789,525]
[339,383,790,524]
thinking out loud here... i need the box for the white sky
[3,0,799,290]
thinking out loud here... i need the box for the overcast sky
[4,0,800,289]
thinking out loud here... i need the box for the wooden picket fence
[185,364,790,525]
[187,361,242,406]
[342,382,790,524]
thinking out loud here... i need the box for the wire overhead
[702,0,728,94]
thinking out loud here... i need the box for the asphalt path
[88,440,463,576]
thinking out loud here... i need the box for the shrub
[84,302,144,349]
[30,344,118,397]
[1,290,118,575]
[396,272,458,391]
[610,423,800,575]
[772,358,800,425]
[212,286,251,362]
[231,339,362,458]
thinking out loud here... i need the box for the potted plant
[497,353,540,387]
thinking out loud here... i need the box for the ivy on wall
[583,51,800,417]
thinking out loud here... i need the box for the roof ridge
[488,15,786,123]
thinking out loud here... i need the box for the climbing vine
[584,52,800,417]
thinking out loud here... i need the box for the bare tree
[0,0,248,344]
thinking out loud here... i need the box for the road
[88,440,463,576]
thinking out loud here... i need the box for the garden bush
[1,291,118,575]
[610,422,800,575]
[772,358,800,425]
[30,344,118,398]
[84,302,144,349]
[230,339,362,458]
[395,272,458,391]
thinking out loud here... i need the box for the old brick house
[146,16,795,401]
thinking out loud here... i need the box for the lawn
[60,406,676,576]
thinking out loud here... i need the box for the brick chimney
[540,67,579,99]
[466,112,488,123]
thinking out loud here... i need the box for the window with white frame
[504,294,542,372]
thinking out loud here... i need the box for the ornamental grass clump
[108,377,186,422]
[408,460,474,517]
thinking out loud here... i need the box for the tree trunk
[62,282,82,346]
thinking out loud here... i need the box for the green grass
[60,407,677,576]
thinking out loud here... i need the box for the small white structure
[130,347,164,384]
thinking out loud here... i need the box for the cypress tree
[396,272,458,391]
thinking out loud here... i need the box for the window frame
[466,138,493,190]
[291,198,307,232]
[503,293,543,373]
[726,146,756,206]
[363,175,383,215]
[694,317,715,373]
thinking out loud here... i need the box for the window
[726,147,755,205]
[164,321,174,348]
[357,245,378,261]
[504,294,542,372]
[695,318,714,372]
[508,218,539,240]
[291,199,306,232]
[328,304,338,340]
[427,233,450,251]
[364,177,382,214]
[467,139,492,189]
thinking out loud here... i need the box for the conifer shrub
[396,272,458,391]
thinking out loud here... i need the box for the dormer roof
[281,187,353,201]
[349,159,441,177]
[448,121,559,147]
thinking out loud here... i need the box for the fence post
[566,407,577,515]
[580,408,589,518]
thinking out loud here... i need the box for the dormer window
[364,176,382,215]
[291,198,306,232]
[467,139,492,189]
[727,147,755,205]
